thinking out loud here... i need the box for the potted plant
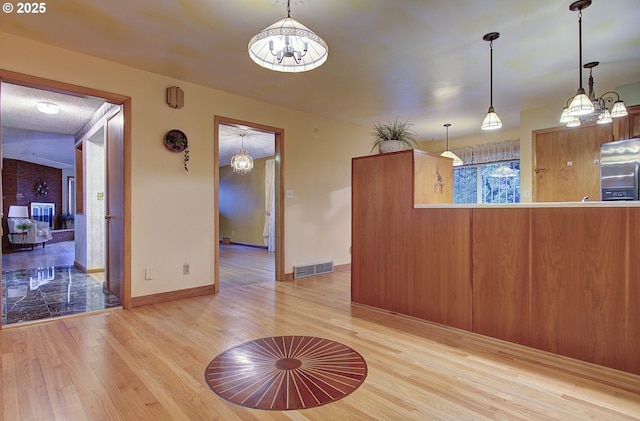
[58,213,75,229]
[16,221,32,232]
[370,118,418,153]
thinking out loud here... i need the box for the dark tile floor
[2,241,121,325]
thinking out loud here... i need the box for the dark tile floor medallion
[205,336,367,410]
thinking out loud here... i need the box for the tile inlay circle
[205,336,367,410]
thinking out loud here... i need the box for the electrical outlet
[183,263,190,275]
[145,268,153,280]
[231,230,235,236]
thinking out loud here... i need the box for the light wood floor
[2,270,639,420]
[219,243,274,288]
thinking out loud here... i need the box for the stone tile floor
[2,265,121,325]
[2,241,121,325]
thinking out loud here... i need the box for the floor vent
[294,261,334,279]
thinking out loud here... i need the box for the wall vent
[293,261,334,279]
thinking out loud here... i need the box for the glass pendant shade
[596,109,612,124]
[248,16,328,73]
[441,123,463,166]
[481,107,502,130]
[441,150,463,166]
[559,106,572,123]
[567,89,595,116]
[231,147,254,174]
[611,100,628,118]
[566,116,582,127]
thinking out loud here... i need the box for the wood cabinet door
[615,104,640,140]
[533,124,613,202]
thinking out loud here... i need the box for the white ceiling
[0,83,273,168]
[219,124,276,165]
[0,0,639,148]
[1,83,105,169]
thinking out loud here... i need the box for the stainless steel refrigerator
[600,138,640,201]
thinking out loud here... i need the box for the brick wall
[3,158,63,252]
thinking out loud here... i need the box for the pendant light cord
[578,10,583,90]
[444,124,451,150]
[287,0,291,18]
[489,39,494,108]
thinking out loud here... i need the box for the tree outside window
[454,161,520,204]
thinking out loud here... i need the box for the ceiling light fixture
[248,0,328,73]
[441,123,463,166]
[560,60,628,127]
[231,132,254,174]
[565,0,596,118]
[36,101,59,115]
[481,32,502,131]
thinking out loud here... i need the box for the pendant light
[566,0,595,117]
[248,0,328,73]
[231,132,254,174]
[441,123,463,166]
[481,32,502,130]
[559,60,628,127]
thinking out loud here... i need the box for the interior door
[105,107,124,297]
[534,124,612,202]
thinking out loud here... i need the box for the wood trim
[0,69,133,314]
[213,116,285,288]
[130,285,216,307]
[121,97,132,309]
[0,69,129,103]
[334,263,351,272]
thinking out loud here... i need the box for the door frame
[214,116,285,291]
[0,69,132,320]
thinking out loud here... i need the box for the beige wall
[219,157,270,246]
[2,32,637,297]
[0,32,370,298]
[418,82,640,203]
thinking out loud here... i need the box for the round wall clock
[164,129,188,152]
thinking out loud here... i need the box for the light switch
[286,190,294,198]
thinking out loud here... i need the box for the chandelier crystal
[248,0,328,73]
[231,133,254,174]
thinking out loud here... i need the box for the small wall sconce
[166,86,184,109]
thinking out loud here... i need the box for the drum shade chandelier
[231,132,254,174]
[560,0,627,127]
[481,32,502,131]
[248,0,328,73]
[441,123,463,166]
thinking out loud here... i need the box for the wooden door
[105,107,124,297]
[614,104,640,140]
[534,124,613,202]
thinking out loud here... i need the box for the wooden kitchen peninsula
[352,150,640,375]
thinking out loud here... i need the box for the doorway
[214,116,284,291]
[0,70,131,326]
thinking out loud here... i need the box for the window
[454,161,520,204]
